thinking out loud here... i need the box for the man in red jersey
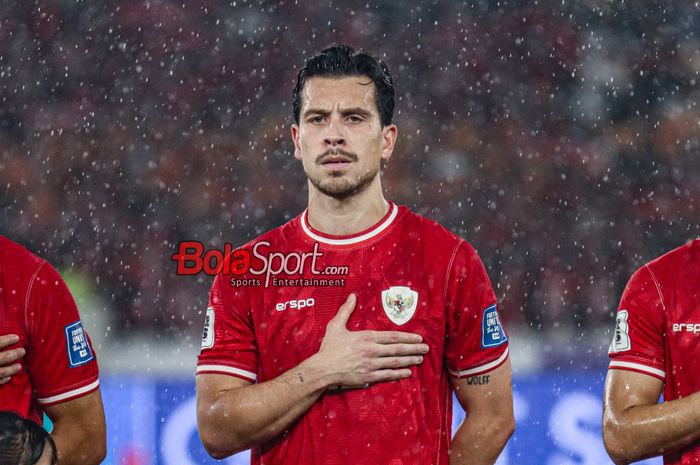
[0,236,106,465]
[604,238,700,465]
[196,45,514,465]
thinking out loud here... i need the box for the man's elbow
[86,441,107,465]
[58,437,106,465]
[83,416,107,465]
[198,433,228,460]
[602,420,633,465]
[199,428,249,460]
[478,410,515,447]
[197,413,249,459]
[52,422,106,465]
[497,411,515,444]
[80,427,106,465]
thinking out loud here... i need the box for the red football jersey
[197,203,509,465]
[0,236,99,425]
[608,238,700,464]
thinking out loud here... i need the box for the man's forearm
[198,355,334,458]
[449,410,513,465]
[604,392,700,464]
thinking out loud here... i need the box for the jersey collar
[300,202,399,246]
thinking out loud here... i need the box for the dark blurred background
[1,0,698,373]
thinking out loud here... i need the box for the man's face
[292,76,397,200]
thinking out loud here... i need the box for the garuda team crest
[381,286,418,325]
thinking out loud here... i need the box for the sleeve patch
[201,307,215,349]
[481,304,508,348]
[609,310,631,353]
[64,321,94,367]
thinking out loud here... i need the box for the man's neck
[306,184,390,236]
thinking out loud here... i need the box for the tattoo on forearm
[298,373,304,383]
[466,375,490,385]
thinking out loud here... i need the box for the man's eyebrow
[302,108,331,118]
[302,107,373,117]
[339,107,373,117]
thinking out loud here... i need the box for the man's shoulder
[645,238,699,278]
[0,235,46,280]
[399,206,469,252]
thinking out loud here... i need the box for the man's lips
[317,152,356,169]
[321,155,351,163]
[321,160,352,170]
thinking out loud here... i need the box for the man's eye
[347,115,362,122]
[310,116,324,123]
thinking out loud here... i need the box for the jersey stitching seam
[644,264,666,312]
[644,264,667,373]
[443,241,463,304]
[24,260,47,337]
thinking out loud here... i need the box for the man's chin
[315,183,359,200]
[310,178,363,200]
[307,168,378,200]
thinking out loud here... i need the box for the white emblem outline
[381,286,419,325]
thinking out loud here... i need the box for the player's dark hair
[293,44,395,126]
[0,411,57,465]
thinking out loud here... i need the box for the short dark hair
[293,45,395,126]
[0,411,57,465]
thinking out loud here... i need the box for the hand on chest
[252,244,446,374]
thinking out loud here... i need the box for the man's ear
[381,124,398,161]
[291,124,302,160]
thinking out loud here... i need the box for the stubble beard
[307,165,379,200]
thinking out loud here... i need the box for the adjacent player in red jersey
[196,45,514,465]
[0,235,106,465]
[604,238,700,465]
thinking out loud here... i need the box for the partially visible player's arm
[196,293,428,459]
[449,358,514,465]
[603,369,700,465]
[197,362,330,459]
[44,389,106,465]
[0,334,24,384]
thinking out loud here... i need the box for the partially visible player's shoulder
[644,238,700,282]
[0,235,46,280]
[649,238,699,266]
[400,207,472,254]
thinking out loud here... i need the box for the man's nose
[324,118,345,146]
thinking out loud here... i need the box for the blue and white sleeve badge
[481,304,508,349]
[64,320,94,367]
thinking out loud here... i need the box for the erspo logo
[673,323,700,334]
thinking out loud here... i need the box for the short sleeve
[608,265,665,381]
[444,241,509,378]
[196,273,259,382]
[25,263,100,406]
